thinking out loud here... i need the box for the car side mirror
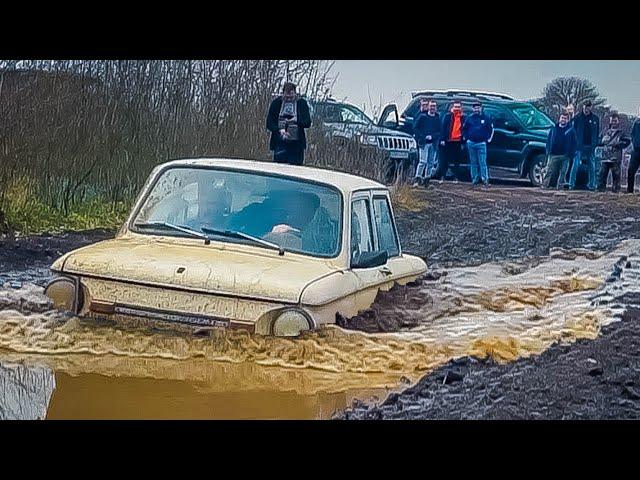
[352,250,388,269]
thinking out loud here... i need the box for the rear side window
[373,196,399,257]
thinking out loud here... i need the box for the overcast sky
[330,61,640,117]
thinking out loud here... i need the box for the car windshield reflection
[132,167,343,258]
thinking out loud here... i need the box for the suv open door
[378,104,414,136]
[377,104,399,129]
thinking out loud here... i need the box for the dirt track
[2,183,640,419]
[338,183,640,419]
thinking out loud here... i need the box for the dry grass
[389,184,428,212]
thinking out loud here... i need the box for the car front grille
[378,136,411,151]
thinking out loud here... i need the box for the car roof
[155,158,386,194]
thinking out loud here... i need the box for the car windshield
[315,103,372,125]
[509,105,554,129]
[132,167,343,258]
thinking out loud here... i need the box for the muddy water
[0,239,638,419]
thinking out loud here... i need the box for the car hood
[324,122,413,138]
[55,237,341,304]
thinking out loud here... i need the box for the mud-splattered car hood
[55,237,341,304]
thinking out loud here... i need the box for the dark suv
[309,99,418,180]
[378,90,554,186]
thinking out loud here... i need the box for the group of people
[543,101,640,193]
[265,82,640,194]
[412,97,494,187]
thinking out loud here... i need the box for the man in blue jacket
[568,101,600,190]
[462,100,494,187]
[412,97,441,186]
[544,110,577,189]
[266,82,312,166]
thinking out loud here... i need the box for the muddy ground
[2,182,640,419]
[338,183,640,419]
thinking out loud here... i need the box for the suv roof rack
[411,89,515,101]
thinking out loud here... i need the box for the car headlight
[45,276,80,312]
[359,134,378,146]
[272,309,312,337]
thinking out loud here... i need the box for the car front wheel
[528,154,547,187]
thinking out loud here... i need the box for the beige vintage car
[45,159,427,336]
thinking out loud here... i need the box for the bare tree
[534,77,606,118]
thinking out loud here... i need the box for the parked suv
[378,90,554,186]
[309,99,418,182]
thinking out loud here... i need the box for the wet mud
[397,183,640,268]
[1,184,640,419]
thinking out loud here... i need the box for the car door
[350,191,408,293]
[378,104,400,129]
[349,192,390,293]
[483,105,526,169]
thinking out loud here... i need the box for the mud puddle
[1,239,639,419]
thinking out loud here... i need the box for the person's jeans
[569,146,596,190]
[628,150,640,193]
[415,143,438,179]
[466,141,489,184]
[543,154,569,189]
[598,160,622,192]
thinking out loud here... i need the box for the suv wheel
[528,154,547,187]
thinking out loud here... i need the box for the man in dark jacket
[597,112,630,193]
[431,101,465,182]
[561,104,576,187]
[462,100,494,187]
[412,97,441,186]
[568,101,600,190]
[627,114,640,193]
[266,82,312,166]
[543,111,577,189]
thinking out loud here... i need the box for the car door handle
[379,266,393,276]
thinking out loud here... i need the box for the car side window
[372,196,399,258]
[351,198,374,262]
[484,106,505,126]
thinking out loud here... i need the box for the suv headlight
[272,309,312,337]
[359,134,378,146]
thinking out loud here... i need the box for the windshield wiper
[200,227,285,256]
[134,221,213,244]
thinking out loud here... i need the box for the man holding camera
[266,82,312,166]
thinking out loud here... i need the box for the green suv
[378,90,554,186]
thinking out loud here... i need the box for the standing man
[412,98,441,186]
[568,100,600,190]
[462,100,494,187]
[431,101,466,183]
[562,103,576,188]
[627,113,640,193]
[597,112,630,193]
[266,82,312,166]
[543,110,577,189]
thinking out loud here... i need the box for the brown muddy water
[1,239,638,419]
